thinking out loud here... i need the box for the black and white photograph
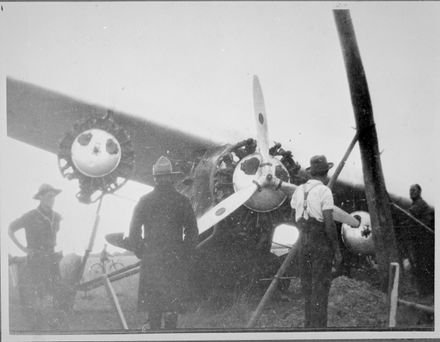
[0,1,438,341]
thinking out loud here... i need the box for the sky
[0,2,439,257]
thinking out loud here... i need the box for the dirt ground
[8,254,434,335]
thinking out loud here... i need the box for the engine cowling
[341,211,375,255]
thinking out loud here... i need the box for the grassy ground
[9,254,433,334]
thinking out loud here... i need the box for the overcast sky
[1,2,439,256]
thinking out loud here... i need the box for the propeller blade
[253,75,270,162]
[197,182,259,234]
[333,206,360,227]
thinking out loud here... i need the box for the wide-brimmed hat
[306,155,334,174]
[33,183,62,200]
[152,156,182,176]
[105,233,134,252]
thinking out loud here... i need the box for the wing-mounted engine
[341,211,375,255]
[57,112,135,203]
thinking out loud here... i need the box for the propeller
[196,75,359,235]
[197,181,259,235]
[253,75,271,163]
[253,75,359,227]
[197,75,272,233]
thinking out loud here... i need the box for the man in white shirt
[271,155,342,328]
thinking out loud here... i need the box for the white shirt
[290,179,334,222]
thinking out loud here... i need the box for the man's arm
[182,199,199,251]
[277,181,297,197]
[127,201,145,258]
[291,209,296,223]
[54,212,62,233]
[9,216,29,254]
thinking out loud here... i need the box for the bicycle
[89,258,124,275]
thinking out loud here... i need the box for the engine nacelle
[58,112,134,203]
[341,211,375,255]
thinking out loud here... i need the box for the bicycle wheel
[90,262,105,275]
[108,262,124,273]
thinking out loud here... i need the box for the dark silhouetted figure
[407,184,434,296]
[128,156,198,330]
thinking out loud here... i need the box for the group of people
[9,153,434,330]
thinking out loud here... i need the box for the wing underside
[6,78,416,212]
[7,78,219,186]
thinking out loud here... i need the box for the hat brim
[33,189,62,200]
[306,162,334,172]
[105,233,134,252]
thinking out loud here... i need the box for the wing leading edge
[7,78,219,186]
[6,77,421,213]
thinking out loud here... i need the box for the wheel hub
[71,129,122,178]
[232,153,290,212]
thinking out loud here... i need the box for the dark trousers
[26,250,61,300]
[148,294,178,330]
[412,234,434,296]
[298,218,334,328]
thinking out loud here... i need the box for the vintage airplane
[6,72,421,296]
[6,10,432,298]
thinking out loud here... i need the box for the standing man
[270,155,342,328]
[128,156,198,330]
[8,183,63,325]
[407,184,434,296]
[99,243,111,271]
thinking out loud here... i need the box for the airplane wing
[6,77,420,217]
[7,77,219,186]
[332,179,412,212]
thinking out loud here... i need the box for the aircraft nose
[232,153,289,212]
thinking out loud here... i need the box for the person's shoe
[141,319,162,331]
[141,322,150,332]
[163,312,178,329]
[147,312,163,330]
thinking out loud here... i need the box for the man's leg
[25,255,47,330]
[417,237,434,296]
[299,246,313,328]
[310,241,333,328]
[148,310,162,330]
[412,240,431,296]
[145,292,163,330]
[311,261,332,327]
[163,312,178,329]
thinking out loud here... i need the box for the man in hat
[128,156,198,330]
[268,155,342,328]
[99,243,111,269]
[8,183,63,325]
[406,184,434,296]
